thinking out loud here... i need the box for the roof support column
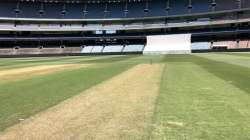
[14,1,21,18]
[188,0,192,14]
[124,0,128,18]
[83,3,88,18]
[211,0,217,12]
[165,0,170,16]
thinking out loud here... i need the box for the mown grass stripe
[82,55,139,63]
[0,56,116,71]
[0,64,163,140]
[0,60,135,131]
[194,53,250,68]
[0,56,92,70]
[225,52,250,58]
[150,62,250,140]
[192,55,250,94]
[163,54,250,94]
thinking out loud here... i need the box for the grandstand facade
[0,0,250,56]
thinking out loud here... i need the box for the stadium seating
[0,48,14,55]
[191,0,210,13]
[242,0,250,8]
[123,45,145,52]
[216,0,239,11]
[103,45,124,53]
[0,0,247,19]
[0,39,249,56]
[191,42,211,50]
[1,18,246,32]
[239,40,250,48]
[81,46,94,54]
[0,46,85,55]
[39,47,63,54]
[62,47,81,53]
[211,40,250,49]
[15,48,40,55]
[0,1,250,56]
[91,46,104,53]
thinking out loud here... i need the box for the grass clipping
[0,64,163,140]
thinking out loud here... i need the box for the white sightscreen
[143,34,191,54]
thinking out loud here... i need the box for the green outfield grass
[226,52,250,57]
[0,55,120,70]
[0,53,250,139]
[0,55,136,131]
[150,55,250,139]
[194,53,250,68]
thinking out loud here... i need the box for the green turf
[0,56,135,131]
[194,53,250,68]
[1,54,250,140]
[225,52,250,57]
[150,55,250,140]
[0,55,117,70]
[193,56,250,94]
[83,55,138,63]
[162,54,250,93]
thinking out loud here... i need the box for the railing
[0,17,249,32]
[0,7,249,22]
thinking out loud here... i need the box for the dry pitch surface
[0,64,163,140]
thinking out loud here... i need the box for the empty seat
[64,4,83,19]
[63,47,81,53]
[191,42,211,50]
[146,0,166,17]
[242,0,250,8]
[0,48,14,55]
[169,0,187,15]
[127,2,144,18]
[81,46,93,53]
[19,2,40,18]
[123,45,144,52]
[239,40,250,48]
[43,3,62,18]
[215,0,238,11]
[191,0,210,13]
[40,47,63,54]
[85,4,105,19]
[103,45,123,53]
[91,46,104,53]
[213,41,237,49]
[109,3,123,18]
[0,1,248,19]
[16,48,40,54]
